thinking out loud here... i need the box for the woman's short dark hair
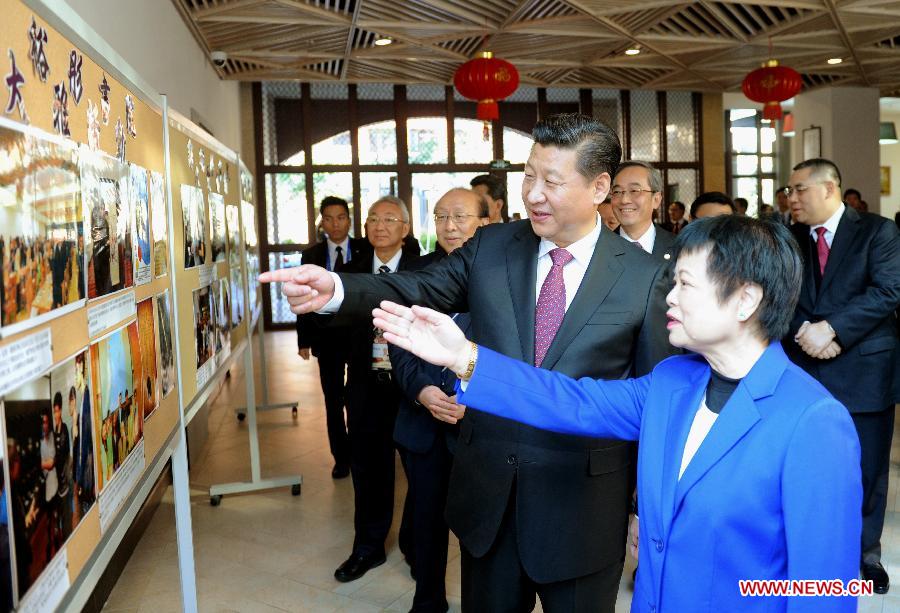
[532,113,621,181]
[673,215,802,341]
[690,192,735,219]
[319,196,349,216]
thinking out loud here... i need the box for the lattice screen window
[592,89,622,143]
[357,83,394,100]
[505,86,538,102]
[630,90,660,161]
[409,84,446,101]
[545,88,580,103]
[261,82,301,166]
[666,91,696,162]
[310,83,349,99]
[667,168,698,207]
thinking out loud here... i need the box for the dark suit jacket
[617,225,676,264]
[661,219,687,235]
[335,220,676,582]
[389,248,469,455]
[784,207,900,413]
[295,237,371,354]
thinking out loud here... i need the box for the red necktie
[815,227,829,276]
[535,248,573,367]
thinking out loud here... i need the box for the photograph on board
[225,204,240,268]
[130,165,152,285]
[0,121,85,331]
[149,171,167,278]
[82,150,133,299]
[3,349,96,599]
[192,285,215,370]
[216,279,232,354]
[209,192,226,263]
[181,184,206,269]
[155,291,175,399]
[90,321,142,491]
[229,266,244,329]
[136,298,158,419]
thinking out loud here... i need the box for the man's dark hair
[793,158,842,188]
[68,386,76,402]
[470,175,506,207]
[673,215,802,341]
[53,392,63,410]
[733,197,749,212]
[319,196,349,216]
[532,113,621,181]
[843,188,861,200]
[670,201,686,213]
[690,192,735,219]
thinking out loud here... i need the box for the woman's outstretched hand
[372,301,471,373]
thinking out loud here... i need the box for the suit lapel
[540,231,625,371]
[817,208,859,298]
[507,227,539,364]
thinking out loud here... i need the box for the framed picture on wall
[881,166,891,195]
[802,126,821,159]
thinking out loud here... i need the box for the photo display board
[0,2,181,609]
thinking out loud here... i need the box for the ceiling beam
[340,0,364,80]
[823,0,870,85]
[191,0,268,20]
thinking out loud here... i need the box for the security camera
[211,51,228,67]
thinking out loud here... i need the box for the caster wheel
[237,412,246,422]
[210,495,222,506]
[292,405,298,418]
[291,484,302,496]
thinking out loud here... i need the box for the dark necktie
[378,264,390,274]
[672,222,680,236]
[815,227,829,276]
[333,245,344,272]
[534,248,573,367]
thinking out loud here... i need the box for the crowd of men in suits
[280,113,900,612]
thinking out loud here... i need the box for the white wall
[880,111,900,221]
[64,0,241,150]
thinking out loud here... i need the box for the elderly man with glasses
[611,160,676,263]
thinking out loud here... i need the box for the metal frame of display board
[233,312,299,420]
[23,1,198,611]
[208,158,302,505]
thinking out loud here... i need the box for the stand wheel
[210,495,222,506]
[237,412,246,422]
[292,405,298,418]
[291,484,302,496]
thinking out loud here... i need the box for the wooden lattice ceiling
[172,0,900,95]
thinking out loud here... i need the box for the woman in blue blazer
[374,215,863,612]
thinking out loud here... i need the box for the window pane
[359,172,397,222]
[311,130,352,165]
[313,172,354,239]
[730,127,758,153]
[506,171,527,220]
[734,155,758,175]
[630,90,660,161]
[358,120,397,165]
[268,251,304,324]
[666,169,698,210]
[265,173,308,245]
[761,156,774,173]
[761,127,776,154]
[666,91,695,162]
[593,89,622,138]
[761,179,774,208]
[455,118,494,164]
[735,178,759,217]
[407,117,448,164]
[410,172,479,250]
[503,128,533,165]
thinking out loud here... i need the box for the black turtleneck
[706,370,741,414]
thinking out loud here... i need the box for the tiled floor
[103,331,900,612]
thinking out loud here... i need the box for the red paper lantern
[454,52,519,122]
[742,59,802,121]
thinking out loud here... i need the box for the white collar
[374,249,403,273]
[621,222,656,253]
[538,214,602,266]
[327,237,349,251]
[810,203,845,238]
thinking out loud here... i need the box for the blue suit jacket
[458,342,862,612]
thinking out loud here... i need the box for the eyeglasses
[782,182,824,197]
[434,213,480,225]
[610,188,656,200]
[366,216,403,226]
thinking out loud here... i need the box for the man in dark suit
[783,158,900,595]
[611,160,676,263]
[295,196,370,478]
[333,196,419,583]
[391,187,489,612]
[263,113,676,611]
[661,201,688,235]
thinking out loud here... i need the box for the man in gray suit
[262,114,675,612]
[611,160,676,263]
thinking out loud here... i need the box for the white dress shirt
[809,204,845,249]
[678,397,719,480]
[326,237,350,271]
[373,249,403,274]
[621,223,656,254]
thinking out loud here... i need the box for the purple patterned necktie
[535,247,573,367]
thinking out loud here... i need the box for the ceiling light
[374,37,392,46]
[827,58,842,65]
[625,47,640,56]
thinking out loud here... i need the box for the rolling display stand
[209,313,302,506]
